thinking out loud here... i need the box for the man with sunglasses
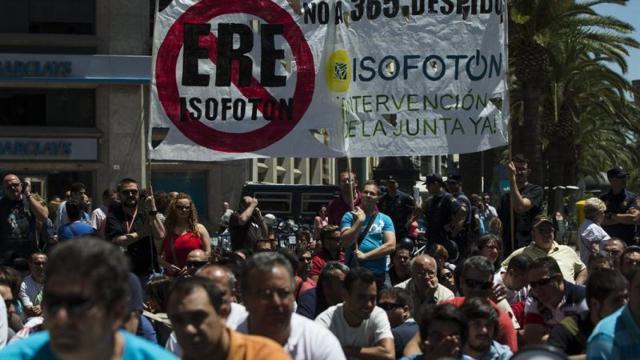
[498,154,544,255]
[0,174,49,266]
[309,225,345,283]
[440,256,518,352]
[107,178,166,283]
[501,215,587,285]
[0,237,176,358]
[378,287,417,359]
[604,237,626,270]
[522,256,588,346]
[184,249,209,276]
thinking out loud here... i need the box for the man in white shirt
[90,189,116,238]
[494,254,531,305]
[239,252,345,360]
[19,253,46,319]
[316,267,394,360]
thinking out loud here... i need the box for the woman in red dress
[160,193,211,276]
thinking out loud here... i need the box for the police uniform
[600,167,639,245]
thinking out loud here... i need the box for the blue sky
[594,1,640,82]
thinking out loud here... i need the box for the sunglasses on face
[300,256,312,262]
[378,302,403,311]
[176,205,191,211]
[186,260,208,269]
[120,190,139,196]
[5,183,21,189]
[529,275,559,289]
[464,278,493,290]
[42,294,97,316]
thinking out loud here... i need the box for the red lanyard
[125,208,138,234]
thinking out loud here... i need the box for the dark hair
[343,267,376,293]
[102,188,115,199]
[320,225,340,242]
[0,266,22,299]
[65,199,82,221]
[460,297,500,338]
[45,237,130,313]
[363,180,380,195]
[145,275,173,313]
[528,256,562,277]
[69,182,86,194]
[117,178,138,192]
[168,276,224,314]
[588,253,613,269]
[418,303,468,342]
[586,269,628,305]
[379,287,414,314]
[507,254,531,273]
[316,262,350,317]
[241,252,295,296]
[621,246,640,261]
[153,191,170,214]
[470,234,502,264]
[460,256,494,280]
[512,154,529,164]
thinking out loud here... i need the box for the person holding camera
[229,196,268,251]
[0,174,49,266]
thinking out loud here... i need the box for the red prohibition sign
[156,0,315,153]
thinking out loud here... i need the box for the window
[301,193,336,215]
[0,89,95,127]
[253,192,292,215]
[0,0,95,35]
[151,171,208,218]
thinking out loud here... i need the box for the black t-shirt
[0,196,36,262]
[600,189,639,244]
[547,313,593,356]
[379,190,415,237]
[423,191,459,243]
[229,211,262,251]
[499,183,544,251]
[106,206,158,277]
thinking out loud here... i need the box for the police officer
[600,167,640,245]
[422,174,464,262]
[379,176,415,240]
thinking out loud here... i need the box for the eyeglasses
[42,294,97,316]
[176,205,191,211]
[186,260,208,269]
[529,275,559,289]
[120,190,139,196]
[464,278,493,290]
[378,302,403,311]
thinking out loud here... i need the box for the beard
[123,198,138,208]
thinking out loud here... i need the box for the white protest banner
[150,0,508,160]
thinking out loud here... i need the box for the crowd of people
[1,154,640,359]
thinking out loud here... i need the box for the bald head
[187,249,208,262]
[410,255,437,273]
[3,174,23,201]
[197,265,235,293]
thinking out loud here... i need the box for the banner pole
[346,156,355,211]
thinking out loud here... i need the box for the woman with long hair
[159,193,211,276]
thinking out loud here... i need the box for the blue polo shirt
[0,330,177,359]
[587,304,640,359]
[341,211,394,275]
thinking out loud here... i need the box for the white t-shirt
[165,302,248,357]
[19,275,43,307]
[578,219,610,264]
[0,292,7,349]
[90,206,108,238]
[493,271,529,305]
[315,304,393,360]
[237,312,345,360]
